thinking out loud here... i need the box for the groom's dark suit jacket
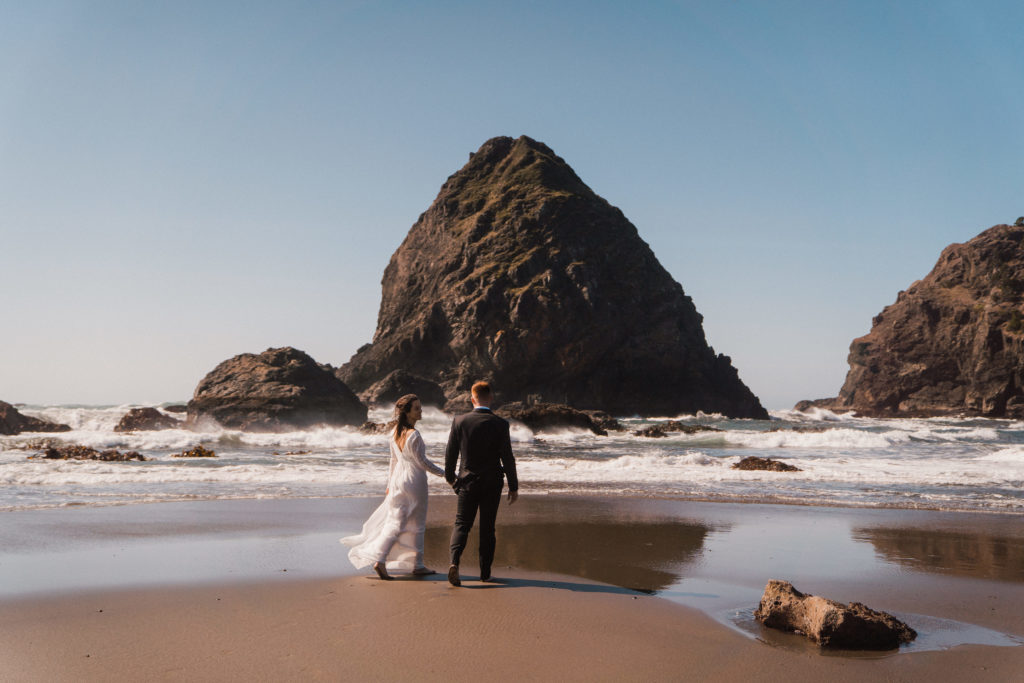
[444,408,518,492]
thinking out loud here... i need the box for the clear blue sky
[2,1,1022,410]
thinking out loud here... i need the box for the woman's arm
[408,431,444,477]
[387,438,397,493]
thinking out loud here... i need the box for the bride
[341,393,445,579]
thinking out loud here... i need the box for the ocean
[1,404,1022,513]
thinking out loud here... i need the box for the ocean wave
[723,428,904,449]
[977,447,1024,463]
[0,459,390,487]
[769,407,859,422]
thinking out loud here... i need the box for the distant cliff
[798,222,1024,418]
[338,135,767,418]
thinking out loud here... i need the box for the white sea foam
[769,407,859,422]
[977,447,1024,463]
[723,428,904,449]
[3,405,1023,512]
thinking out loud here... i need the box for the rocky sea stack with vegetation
[798,222,1024,418]
[337,135,767,418]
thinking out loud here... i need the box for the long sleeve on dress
[388,443,397,487]
[407,431,444,477]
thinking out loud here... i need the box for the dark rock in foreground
[359,369,447,408]
[755,580,916,650]
[337,135,768,419]
[175,445,216,458]
[732,456,801,472]
[632,420,723,438]
[34,445,146,462]
[114,407,181,433]
[0,401,71,435]
[495,401,609,436]
[188,347,367,432]
[798,223,1024,418]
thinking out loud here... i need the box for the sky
[2,0,1022,410]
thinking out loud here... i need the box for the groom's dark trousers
[445,407,518,575]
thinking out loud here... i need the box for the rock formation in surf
[0,401,71,435]
[797,223,1024,418]
[336,135,767,418]
[188,347,367,431]
[114,407,181,433]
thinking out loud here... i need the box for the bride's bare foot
[412,566,436,576]
[373,562,392,580]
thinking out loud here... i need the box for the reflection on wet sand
[853,526,1024,582]
[424,520,710,593]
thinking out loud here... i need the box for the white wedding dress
[341,428,445,571]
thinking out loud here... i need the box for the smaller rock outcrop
[114,407,181,433]
[174,445,216,458]
[632,421,723,438]
[33,445,147,462]
[162,404,188,413]
[359,421,394,435]
[583,411,625,432]
[798,223,1024,418]
[755,580,916,650]
[357,370,447,408]
[187,347,367,432]
[495,401,609,436]
[0,401,71,435]
[732,456,801,472]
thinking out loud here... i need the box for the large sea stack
[798,223,1024,418]
[337,135,767,418]
[188,347,367,431]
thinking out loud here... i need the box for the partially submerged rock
[162,404,188,413]
[582,410,625,432]
[359,421,394,435]
[33,445,146,462]
[632,420,723,438]
[766,424,831,433]
[755,580,916,650]
[496,401,609,436]
[187,347,367,432]
[175,445,216,458]
[0,401,71,435]
[732,456,801,472]
[114,407,181,433]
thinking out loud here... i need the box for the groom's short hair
[471,381,492,402]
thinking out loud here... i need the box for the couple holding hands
[341,381,519,586]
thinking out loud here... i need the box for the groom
[444,381,518,586]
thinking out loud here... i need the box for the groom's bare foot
[373,562,392,581]
[447,564,461,587]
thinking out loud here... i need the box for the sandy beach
[1,495,1022,681]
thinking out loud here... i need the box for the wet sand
[1,496,1022,680]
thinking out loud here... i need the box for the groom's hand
[508,490,518,505]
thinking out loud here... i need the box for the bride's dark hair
[393,394,420,443]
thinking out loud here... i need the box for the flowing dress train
[340,429,444,571]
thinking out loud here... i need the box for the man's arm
[444,418,460,485]
[499,420,518,499]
